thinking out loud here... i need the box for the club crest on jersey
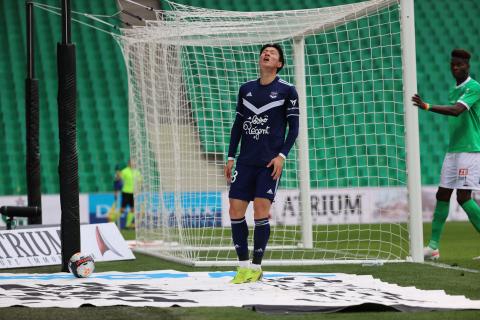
[459,168,468,176]
[269,91,278,99]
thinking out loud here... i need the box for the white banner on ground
[0,194,89,226]
[221,187,478,226]
[0,223,134,269]
[0,270,478,311]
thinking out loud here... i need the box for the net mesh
[116,0,410,265]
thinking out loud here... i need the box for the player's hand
[267,156,285,180]
[224,160,235,182]
[411,94,430,111]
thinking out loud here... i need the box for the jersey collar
[456,76,471,88]
[257,76,279,87]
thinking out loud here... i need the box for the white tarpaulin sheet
[0,270,478,312]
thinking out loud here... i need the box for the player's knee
[229,206,244,219]
[456,190,471,205]
[436,188,453,202]
[253,200,270,219]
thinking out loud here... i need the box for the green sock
[461,199,480,233]
[126,211,135,228]
[428,201,449,250]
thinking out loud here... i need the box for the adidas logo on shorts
[267,189,273,194]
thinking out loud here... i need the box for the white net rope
[116,0,410,265]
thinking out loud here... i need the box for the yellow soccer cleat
[230,267,253,284]
[248,268,263,282]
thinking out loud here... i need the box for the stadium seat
[0,0,130,195]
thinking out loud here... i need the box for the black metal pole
[61,0,71,44]
[58,0,80,272]
[25,1,42,224]
[26,2,34,78]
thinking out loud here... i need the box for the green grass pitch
[1,222,479,320]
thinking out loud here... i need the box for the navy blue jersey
[228,76,299,167]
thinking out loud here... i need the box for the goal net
[116,0,419,266]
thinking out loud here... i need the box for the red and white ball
[68,253,95,278]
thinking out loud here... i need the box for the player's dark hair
[451,48,471,62]
[260,43,284,73]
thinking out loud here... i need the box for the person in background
[412,49,480,260]
[107,163,124,224]
[119,159,141,229]
[113,164,123,202]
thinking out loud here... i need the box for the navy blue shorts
[228,163,281,202]
[121,192,134,209]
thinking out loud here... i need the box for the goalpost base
[133,241,408,267]
[133,246,406,267]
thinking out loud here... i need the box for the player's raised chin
[259,48,282,72]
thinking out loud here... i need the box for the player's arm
[280,89,300,157]
[225,91,244,181]
[411,94,466,116]
[267,87,299,180]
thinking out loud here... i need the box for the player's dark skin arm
[411,94,467,116]
[412,58,470,116]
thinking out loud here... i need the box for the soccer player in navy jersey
[225,43,299,283]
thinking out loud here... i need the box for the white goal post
[115,0,423,266]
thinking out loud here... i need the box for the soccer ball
[68,253,95,278]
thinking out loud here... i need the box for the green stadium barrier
[2,0,480,194]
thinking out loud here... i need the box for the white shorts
[439,153,480,190]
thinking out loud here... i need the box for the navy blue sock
[231,217,249,261]
[252,218,270,265]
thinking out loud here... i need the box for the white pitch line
[424,261,479,274]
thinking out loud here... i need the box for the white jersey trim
[456,76,471,89]
[242,98,285,115]
[457,100,470,110]
[278,79,293,86]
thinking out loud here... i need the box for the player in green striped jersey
[412,49,480,260]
